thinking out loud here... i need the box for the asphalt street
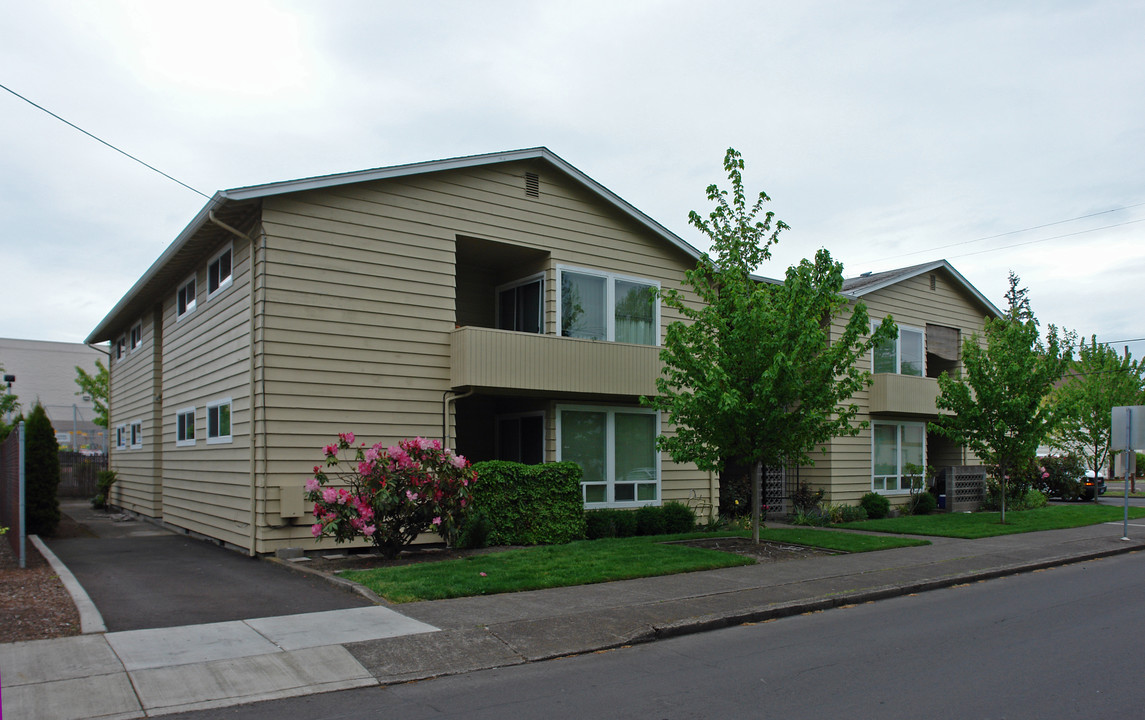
[165,551,1145,720]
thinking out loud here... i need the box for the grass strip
[839,504,1145,539]
[341,529,928,602]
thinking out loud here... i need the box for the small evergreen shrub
[661,501,696,533]
[25,404,61,536]
[456,509,491,549]
[912,492,938,515]
[791,484,825,513]
[1022,488,1048,510]
[635,505,667,536]
[838,505,868,523]
[469,461,586,545]
[860,492,890,520]
[92,470,118,510]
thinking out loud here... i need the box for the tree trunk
[999,463,1006,524]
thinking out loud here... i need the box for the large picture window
[873,325,924,376]
[557,405,659,506]
[872,422,925,492]
[558,267,659,346]
[496,275,543,334]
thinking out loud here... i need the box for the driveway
[44,501,372,632]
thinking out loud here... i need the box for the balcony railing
[869,373,946,417]
[450,326,661,396]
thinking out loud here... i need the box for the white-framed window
[496,274,544,334]
[207,244,233,298]
[129,322,142,352]
[873,324,925,376]
[176,407,196,446]
[115,336,126,361]
[129,420,143,449]
[115,424,128,450]
[557,405,660,507]
[557,266,660,346]
[872,421,926,493]
[495,412,545,464]
[206,398,232,444]
[176,275,197,320]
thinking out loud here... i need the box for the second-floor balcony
[450,326,660,397]
[869,373,947,417]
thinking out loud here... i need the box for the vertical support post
[751,461,761,544]
[18,420,26,569]
[1124,406,1132,541]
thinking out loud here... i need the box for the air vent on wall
[525,172,540,198]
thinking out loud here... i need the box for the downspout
[442,389,475,450]
[207,211,261,556]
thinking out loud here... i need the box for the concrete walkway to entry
[2,502,1144,718]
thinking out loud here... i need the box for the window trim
[129,322,142,353]
[206,243,234,300]
[556,404,661,508]
[871,421,927,494]
[129,419,143,449]
[115,423,128,450]
[495,272,545,334]
[176,407,196,447]
[556,265,661,346]
[176,274,197,320]
[206,398,233,444]
[872,323,925,376]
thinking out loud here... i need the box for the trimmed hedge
[586,502,696,540]
[468,461,586,545]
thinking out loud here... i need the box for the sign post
[1112,406,1145,540]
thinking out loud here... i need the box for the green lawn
[340,529,928,603]
[839,504,1145,539]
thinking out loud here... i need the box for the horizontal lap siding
[823,269,994,505]
[257,162,706,550]
[160,238,253,549]
[108,312,161,516]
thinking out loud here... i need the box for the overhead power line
[945,218,1145,260]
[0,82,210,200]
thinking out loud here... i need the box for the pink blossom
[337,489,350,505]
[312,465,322,475]
[323,444,338,457]
[364,447,382,463]
[432,516,442,526]
[449,453,468,469]
[339,431,356,446]
[406,490,419,502]
[358,461,375,476]
[363,525,376,537]
[305,477,320,493]
[479,572,487,577]
[410,436,429,450]
[430,439,442,450]
[311,523,323,537]
[322,488,338,503]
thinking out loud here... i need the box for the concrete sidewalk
[3,520,1143,719]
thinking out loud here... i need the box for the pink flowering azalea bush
[306,432,477,558]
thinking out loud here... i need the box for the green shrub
[838,505,868,523]
[791,484,825,513]
[25,404,60,536]
[468,461,586,545]
[456,509,491,549]
[92,469,118,510]
[635,505,667,536]
[1033,454,1085,500]
[584,508,638,539]
[1022,488,1048,510]
[860,492,890,520]
[791,507,828,526]
[911,491,938,515]
[661,502,696,533]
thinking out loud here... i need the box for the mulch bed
[0,529,83,644]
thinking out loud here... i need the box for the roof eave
[842,259,1003,318]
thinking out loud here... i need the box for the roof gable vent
[525,172,540,198]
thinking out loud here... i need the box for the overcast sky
[2,0,1142,358]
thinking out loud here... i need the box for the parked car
[1081,475,1107,500]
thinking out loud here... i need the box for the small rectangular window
[496,275,543,334]
[207,245,233,297]
[177,276,197,319]
[130,420,143,449]
[206,399,232,444]
[129,323,142,352]
[873,325,925,376]
[115,337,125,360]
[115,424,128,450]
[176,407,196,446]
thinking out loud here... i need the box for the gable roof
[86,148,702,344]
[842,259,1003,318]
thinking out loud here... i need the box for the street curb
[651,542,1145,640]
[30,534,107,634]
[264,556,391,606]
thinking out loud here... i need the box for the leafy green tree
[645,148,896,541]
[25,403,61,536]
[1050,337,1145,484]
[930,272,1073,522]
[74,359,109,428]
[0,363,19,437]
